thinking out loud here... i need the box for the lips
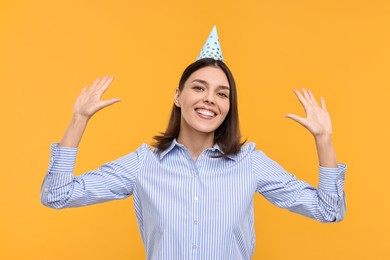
[195,108,216,118]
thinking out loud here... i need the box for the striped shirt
[40,139,346,260]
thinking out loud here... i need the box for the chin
[193,124,221,134]
[180,115,224,136]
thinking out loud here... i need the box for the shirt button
[192,245,197,250]
[50,157,54,163]
[194,220,198,224]
[194,197,198,201]
[44,188,48,193]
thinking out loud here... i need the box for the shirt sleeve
[252,149,346,223]
[40,143,149,209]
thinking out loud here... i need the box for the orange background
[1,0,389,259]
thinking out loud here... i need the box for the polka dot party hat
[197,25,224,61]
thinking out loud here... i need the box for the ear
[174,89,181,107]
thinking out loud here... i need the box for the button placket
[191,168,200,256]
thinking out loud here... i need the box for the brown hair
[153,58,243,157]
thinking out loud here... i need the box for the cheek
[222,102,230,116]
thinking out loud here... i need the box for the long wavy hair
[153,58,243,157]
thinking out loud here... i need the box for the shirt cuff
[318,163,346,194]
[48,143,78,173]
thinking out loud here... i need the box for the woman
[41,28,346,260]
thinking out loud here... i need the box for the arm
[253,149,346,223]
[254,89,346,222]
[40,143,147,209]
[41,76,127,209]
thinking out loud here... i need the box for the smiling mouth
[195,108,216,118]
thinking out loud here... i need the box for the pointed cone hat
[197,25,224,61]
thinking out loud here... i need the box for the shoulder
[236,142,276,165]
[111,143,154,166]
[233,142,257,161]
[135,143,156,160]
[137,143,153,153]
[238,142,266,156]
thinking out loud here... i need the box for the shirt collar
[158,139,236,161]
[157,138,181,160]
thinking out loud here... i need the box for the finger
[320,96,327,110]
[307,90,319,106]
[285,113,307,127]
[81,86,88,93]
[97,75,110,90]
[301,88,314,105]
[98,98,121,109]
[293,89,309,109]
[100,76,114,94]
[90,77,101,90]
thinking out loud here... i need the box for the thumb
[285,113,306,127]
[98,98,121,110]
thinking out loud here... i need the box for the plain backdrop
[1,0,389,259]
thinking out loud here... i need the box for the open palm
[73,76,120,120]
[285,89,332,138]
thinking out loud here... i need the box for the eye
[218,92,229,98]
[193,86,204,91]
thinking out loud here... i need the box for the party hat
[197,25,224,61]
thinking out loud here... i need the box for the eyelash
[218,93,229,98]
[193,86,229,98]
[193,86,204,91]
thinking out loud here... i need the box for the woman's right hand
[73,76,120,121]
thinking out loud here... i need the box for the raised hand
[285,88,337,167]
[285,88,332,139]
[73,76,120,121]
[60,76,120,148]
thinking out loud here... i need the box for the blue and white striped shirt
[41,139,346,260]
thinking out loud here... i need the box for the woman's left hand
[285,89,332,139]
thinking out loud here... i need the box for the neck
[177,129,215,161]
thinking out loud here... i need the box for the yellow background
[1,0,389,259]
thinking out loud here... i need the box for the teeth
[196,109,216,117]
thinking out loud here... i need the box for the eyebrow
[191,79,230,90]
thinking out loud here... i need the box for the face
[174,66,230,136]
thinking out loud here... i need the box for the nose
[203,92,215,105]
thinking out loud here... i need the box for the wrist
[60,115,89,148]
[314,134,338,168]
[314,134,333,146]
[72,113,90,124]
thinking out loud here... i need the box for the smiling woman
[174,66,231,160]
[40,26,346,260]
[155,58,240,160]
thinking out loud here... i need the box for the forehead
[187,66,230,87]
